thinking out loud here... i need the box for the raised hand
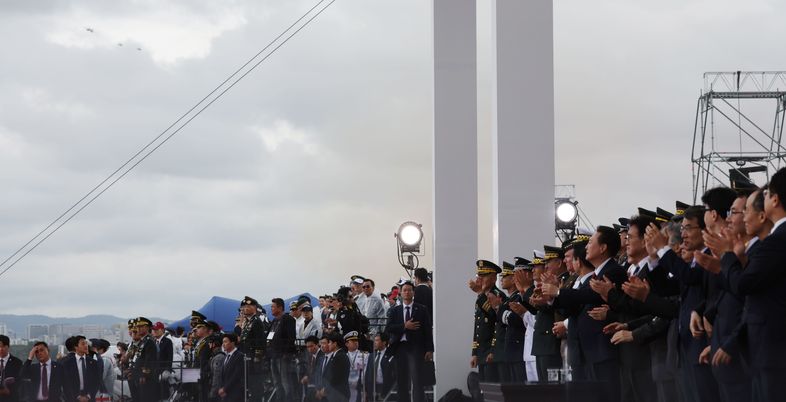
[589,277,614,301]
[587,305,609,321]
[621,276,650,302]
[693,252,721,274]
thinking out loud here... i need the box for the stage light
[396,221,423,253]
[556,201,578,224]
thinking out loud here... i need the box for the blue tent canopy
[166,293,319,333]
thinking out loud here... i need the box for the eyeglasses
[680,225,700,232]
[727,209,743,216]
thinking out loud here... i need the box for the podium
[480,382,603,402]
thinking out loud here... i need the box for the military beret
[476,260,501,275]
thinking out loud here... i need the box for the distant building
[0,323,8,336]
[28,324,49,340]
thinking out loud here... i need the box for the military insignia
[479,260,484,267]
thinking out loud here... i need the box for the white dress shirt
[594,258,611,277]
[38,359,52,401]
[771,216,786,234]
[75,353,87,391]
[400,302,414,342]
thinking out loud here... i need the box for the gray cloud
[1,0,784,318]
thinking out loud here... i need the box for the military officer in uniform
[486,285,508,383]
[469,259,502,382]
[234,296,270,402]
[526,247,565,382]
[501,257,532,382]
[131,317,159,402]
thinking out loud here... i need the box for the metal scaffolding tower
[692,71,786,201]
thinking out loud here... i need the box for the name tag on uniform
[267,331,275,340]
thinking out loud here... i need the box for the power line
[0,0,337,279]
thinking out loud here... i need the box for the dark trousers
[586,359,621,402]
[752,368,786,402]
[507,361,525,383]
[690,363,720,402]
[712,365,752,402]
[270,356,295,402]
[535,355,562,383]
[395,342,426,402]
[655,379,682,402]
[620,366,657,402]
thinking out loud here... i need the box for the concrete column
[432,0,477,396]
[491,0,556,262]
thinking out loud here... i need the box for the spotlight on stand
[555,198,578,241]
[395,221,423,275]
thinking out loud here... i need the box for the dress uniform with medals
[187,310,207,367]
[488,281,509,383]
[527,248,564,383]
[234,296,270,402]
[499,257,530,382]
[473,259,501,382]
[131,317,159,402]
[344,331,368,402]
[124,318,140,401]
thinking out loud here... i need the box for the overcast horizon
[2,0,785,318]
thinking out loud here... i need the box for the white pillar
[491,0,555,262]
[432,0,477,396]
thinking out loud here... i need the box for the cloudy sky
[1,0,785,319]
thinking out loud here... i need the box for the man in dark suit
[0,335,22,402]
[386,280,433,402]
[413,268,433,318]
[62,335,101,402]
[539,226,628,402]
[316,332,350,402]
[645,206,721,402]
[714,167,786,402]
[364,333,395,399]
[218,333,244,402]
[299,336,324,402]
[152,322,174,400]
[268,297,297,402]
[20,342,65,402]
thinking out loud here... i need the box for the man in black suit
[713,167,786,402]
[0,335,22,402]
[538,226,628,402]
[299,336,324,402]
[316,332,350,402]
[20,342,65,402]
[645,205,721,402]
[364,333,395,400]
[152,322,174,401]
[413,268,433,318]
[62,335,101,402]
[268,297,297,402]
[218,333,244,402]
[386,281,434,402]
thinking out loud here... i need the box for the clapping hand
[587,305,609,321]
[621,276,650,302]
[589,277,614,301]
[693,252,721,274]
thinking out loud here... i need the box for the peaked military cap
[343,331,360,341]
[241,296,259,308]
[476,259,501,275]
[530,250,545,266]
[543,245,563,261]
[656,208,674,222]
[514,256,532,270]
[135,317,152,327]
[675,201,690,218]
[637,207,662,222]
[618,217,630,228]
[501,261,515,276]
[350,275,366,284]
[191,310,207,320]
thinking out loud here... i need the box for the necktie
[1,358,5,377]
[405,306,411,322]
[79,357,86,391]
[374,352,381,380]
[322,356,329,375]
[42,363,49,399]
